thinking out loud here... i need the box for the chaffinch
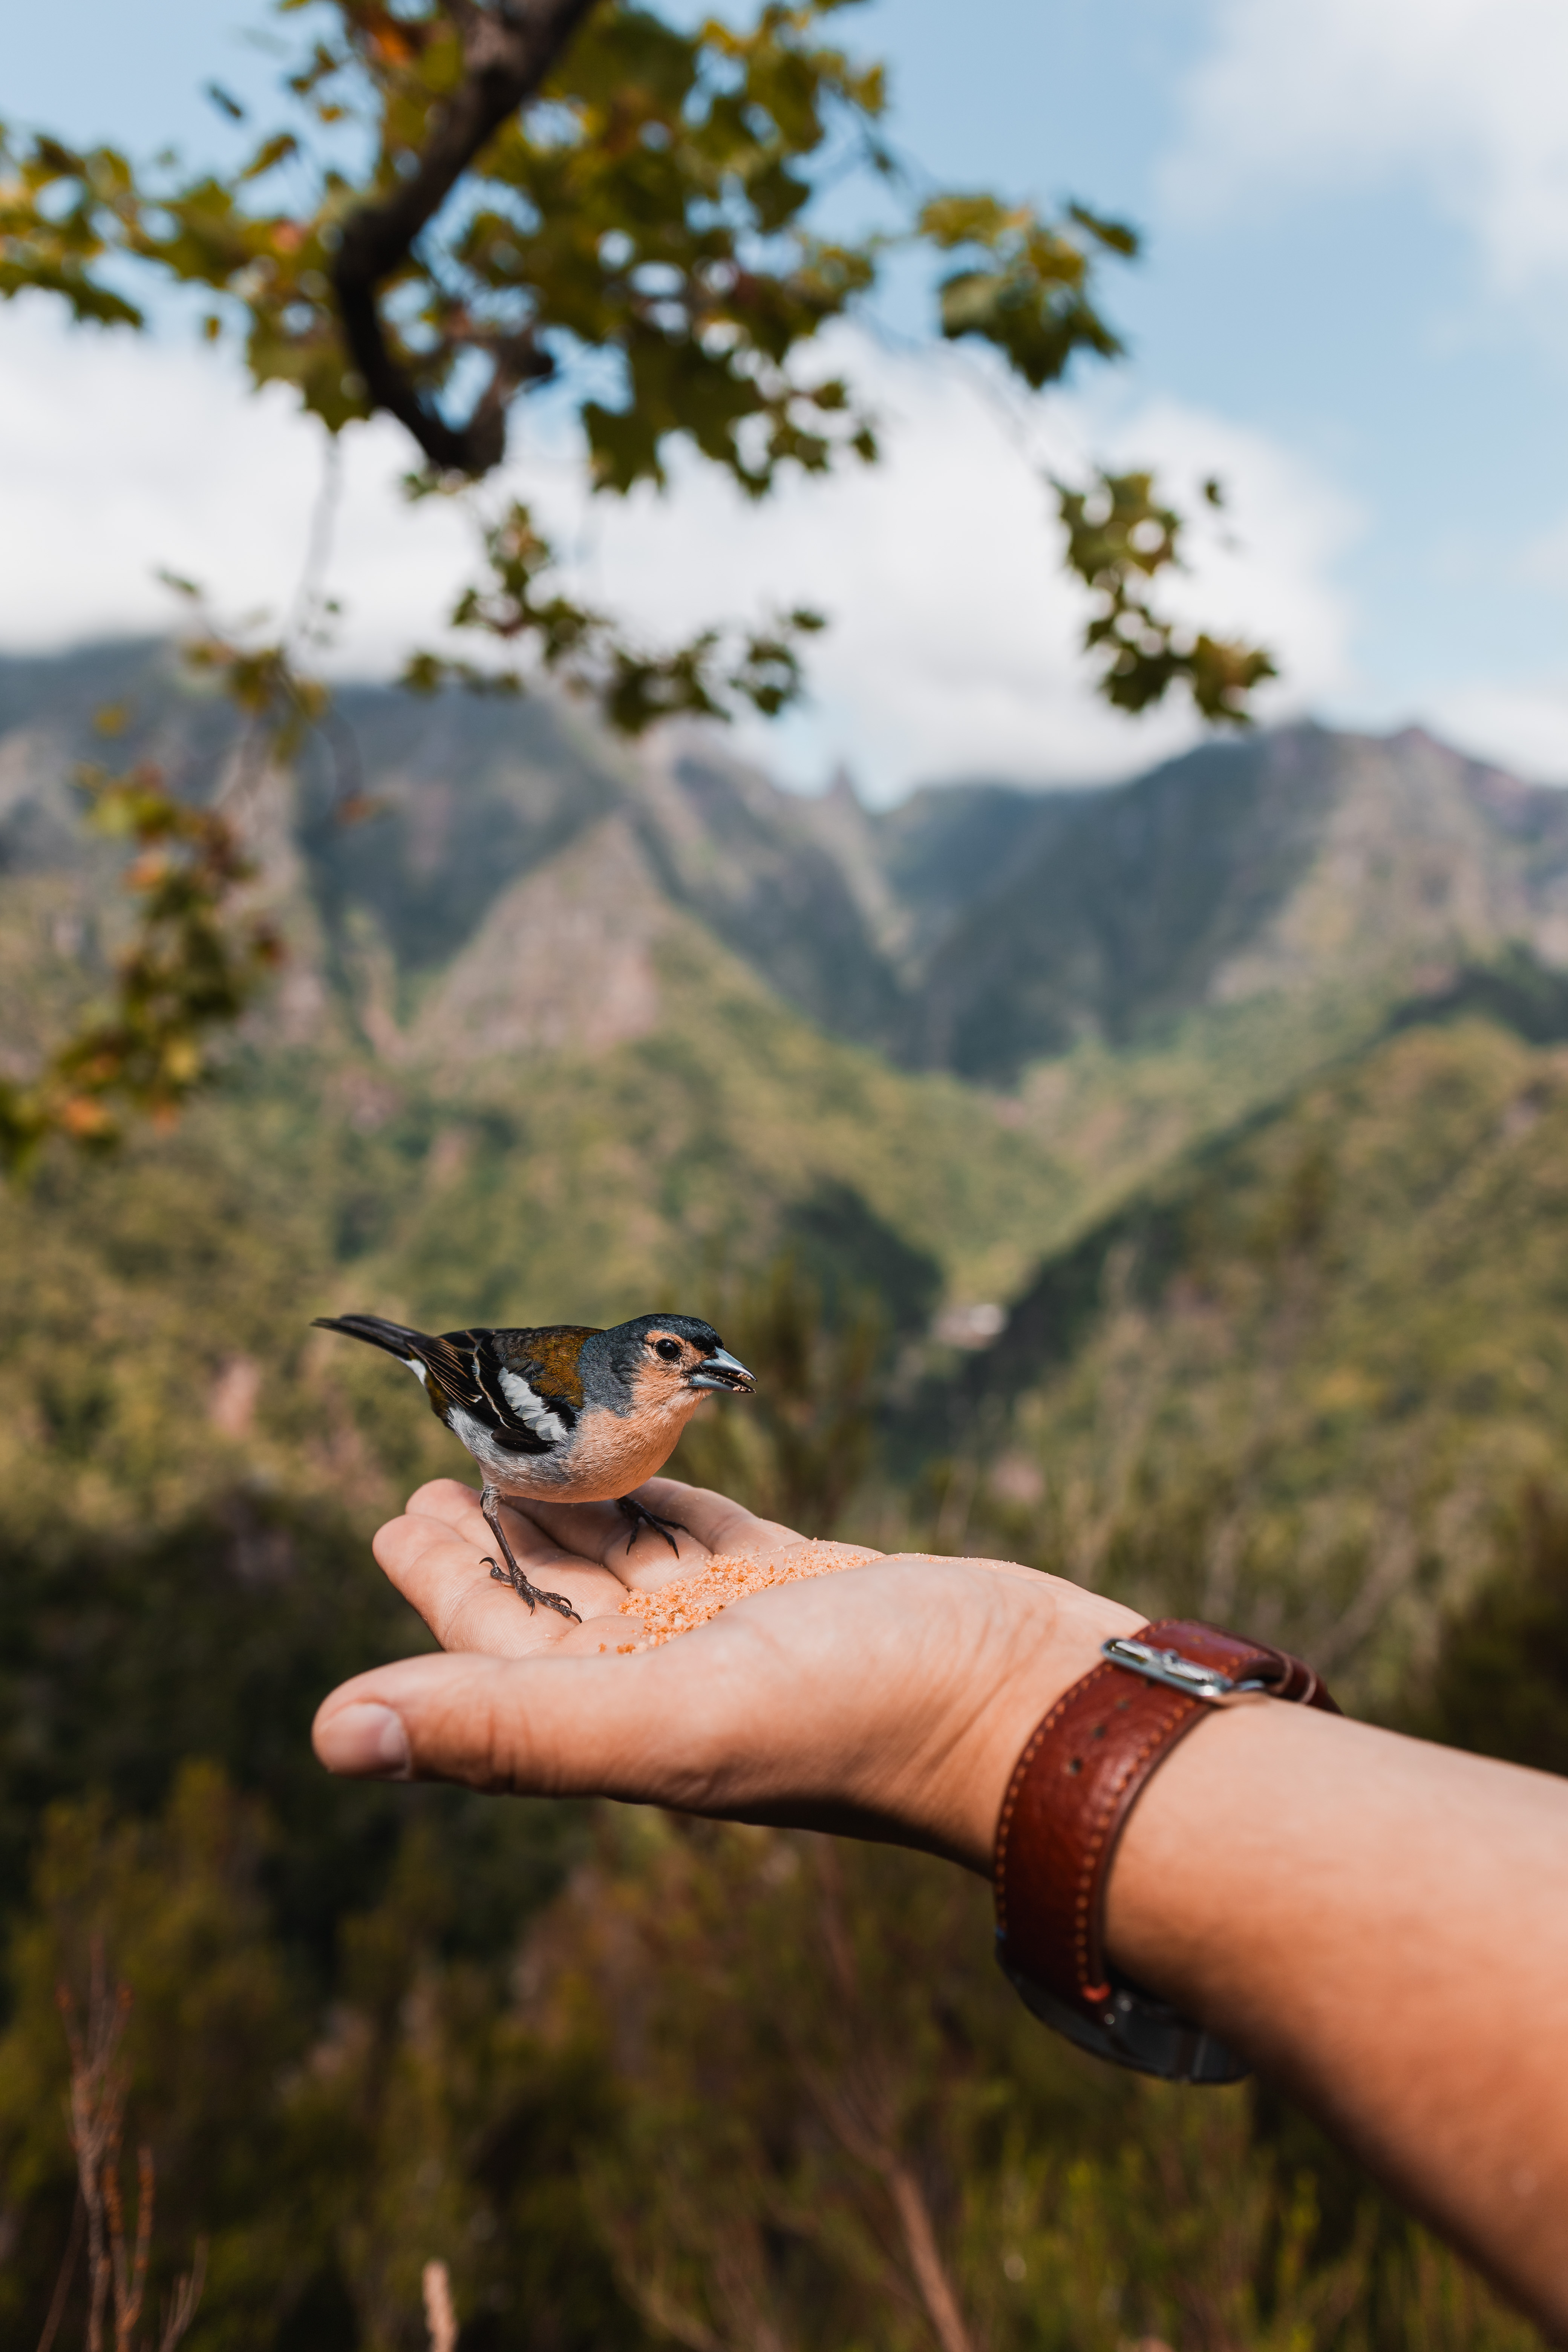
[312,1311,755,1622]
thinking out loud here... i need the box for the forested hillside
[909,1014,1568,1713]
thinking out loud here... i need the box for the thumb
[312,1645,724,1805]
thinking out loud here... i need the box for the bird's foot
[617,1494,688,1557]
[480,1485,581,1623]
[483,1553,580,1623]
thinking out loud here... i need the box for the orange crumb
[617,1540,880,1649]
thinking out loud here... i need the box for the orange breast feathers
[493,1352,711,1503]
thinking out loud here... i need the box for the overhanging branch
[330,0,602,475]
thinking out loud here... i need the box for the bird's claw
[484,1553,581,1624]
[617,1495,686,1557]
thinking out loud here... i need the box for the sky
[5,0,1568,801]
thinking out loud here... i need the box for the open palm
[318,1473,1139,1874]
[369,1473,818,1658]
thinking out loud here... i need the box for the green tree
[1416,1484,1568,1776]
[2,0,1276,1166]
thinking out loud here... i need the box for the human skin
[314,1475,1568,2333]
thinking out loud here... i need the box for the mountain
[11,640,1568,1245]
[896,724,1568,1077]
[9,645,1568,1077]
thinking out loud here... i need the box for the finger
[404,1477,702,1592]
[373,1506,629,1655]
[313,1581,878,1810]
[401,1479,582,1570]
[516,1478,810,1587]
[513,1488,714,1585]
[634,1477,813,1561]
[403,1476,488,1526]
[313,1643,711,1796]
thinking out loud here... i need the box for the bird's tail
[312,1312,434,1363]
[312,1313,476,1410]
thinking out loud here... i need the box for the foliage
[1056,470,1278,723]
[0,756,281,1174]
[48,0,1136,490]
[0,609,357,1174]
[51,1947,207,2352]
[0,1769,304,2348]
[0,125,144,326]
[0,1761,638,2352]
[922,191,1135,390]
[0,0,1283,1166]
[1415,1483,1568,1775]
[400,496,827,730]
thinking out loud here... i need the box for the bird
[311,1310,756,1623]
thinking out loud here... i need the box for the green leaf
[1054,467,1276,725]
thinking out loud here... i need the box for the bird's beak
[687,1347,756,1395]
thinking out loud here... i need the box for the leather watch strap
[994,1617,1340,2083]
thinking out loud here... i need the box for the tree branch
[331,0,602,474]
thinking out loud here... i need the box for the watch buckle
[1101,1634,1266,1704]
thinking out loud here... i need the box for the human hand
[315,1481,1568,2333]
[312,1474,1141,1873]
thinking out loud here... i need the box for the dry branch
[54,1945,205,2352]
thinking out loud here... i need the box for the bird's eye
[655,1337,682,1361]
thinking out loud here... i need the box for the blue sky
[6,0,1568,796]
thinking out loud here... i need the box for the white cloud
[1164,0,1568,296]
[584,353,1361,796]
[0,300,1357,801]
[1422,681,1568,782]
[0,303,477,659]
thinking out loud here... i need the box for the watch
[993,1617,1339,2083]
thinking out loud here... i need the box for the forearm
[1104,1700,1568,2329]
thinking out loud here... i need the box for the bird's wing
[447,1325,597,1448]
[312,1314,598,1457]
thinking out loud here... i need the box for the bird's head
[601,1313,757,1413]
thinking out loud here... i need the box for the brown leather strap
[994,1619,1339,2069]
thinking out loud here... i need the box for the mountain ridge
[6,644,1568,1101]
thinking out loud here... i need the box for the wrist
[904,1562,1139,1876]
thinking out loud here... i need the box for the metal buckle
[1101,1634,1264,1703]
[996,1939,1250,2084]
